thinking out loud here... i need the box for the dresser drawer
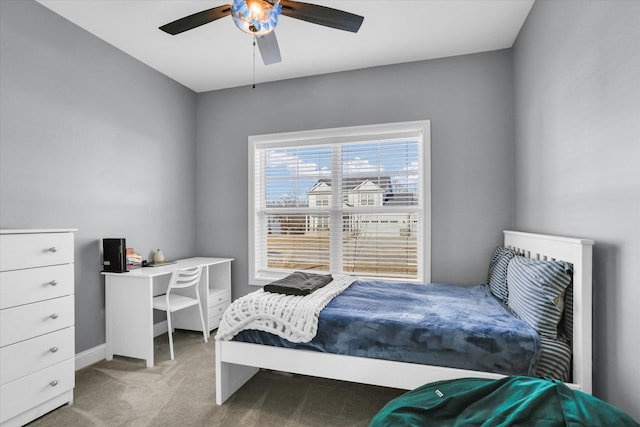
[0,296,74,347]
[0,232,74,272]
[0,264,74,309]
[208,289,231,308]
[0,327,74,386]
[0,358,74,424]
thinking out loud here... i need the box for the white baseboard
[74,321,168,370]
[75,344,106,370]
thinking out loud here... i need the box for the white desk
[103,257,233,367]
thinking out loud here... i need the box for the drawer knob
[49,280,58,286]
[48,247,58,253]
[50,346,59,353]
[50,380,59,387]
[50,313,59,319]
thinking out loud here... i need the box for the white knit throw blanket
[215,274,357,343]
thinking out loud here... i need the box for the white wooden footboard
[215,230,594,404]
[215,340,259,405]
[215,340,505,405]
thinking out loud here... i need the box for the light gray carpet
[29,330,404,426]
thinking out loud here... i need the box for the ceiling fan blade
[279,0,364,33]
[256,31,282,65]
[159,5,232,35]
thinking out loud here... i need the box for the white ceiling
[36,0,534,93]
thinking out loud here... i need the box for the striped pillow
[535,336,572,382]
[487,247,517,303]
[507,256,572,339]
[559,282,574,344]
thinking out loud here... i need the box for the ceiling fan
[159,0,364,65]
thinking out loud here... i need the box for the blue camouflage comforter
[233,280,541,376]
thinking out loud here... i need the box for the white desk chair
[152,266,208,360]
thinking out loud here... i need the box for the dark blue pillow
[487,247,517,303]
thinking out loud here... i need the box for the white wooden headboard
[503,230,594,394]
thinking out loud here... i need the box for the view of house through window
[250,121,430,284]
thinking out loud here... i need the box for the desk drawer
[208,289,231,308]
[0,296,74,347]
[0,327,74,386]
[208,300,229,330]
[0,233,74,272]
[208,311,225,331]
[209,301,230,319]
[0,264,74,309]
[0,358,74,424]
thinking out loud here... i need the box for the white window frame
[248,121,431,286]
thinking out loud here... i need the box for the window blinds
[250,122,429,283]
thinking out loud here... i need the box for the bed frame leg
[215,340,259,405]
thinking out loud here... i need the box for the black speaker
[103,238,127,273]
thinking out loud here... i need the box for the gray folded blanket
[264,271,334,296]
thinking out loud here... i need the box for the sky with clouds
[264,140,420,205]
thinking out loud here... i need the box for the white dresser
[0,229,76,427]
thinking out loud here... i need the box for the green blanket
[370,376,638,426]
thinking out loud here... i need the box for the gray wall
[0,0,198,353]
[4,0,637,420]
[195,49,516,298]
[513,0,640,419]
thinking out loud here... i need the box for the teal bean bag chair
[370,376,639,426]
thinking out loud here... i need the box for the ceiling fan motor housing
[232,0,282,35]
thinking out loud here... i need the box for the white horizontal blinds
[257,144,333,274]
[265,214,330,271]
[341,213,419,278]
[264,145,332,208]
[253,124,425,282]
[340,139,421,279]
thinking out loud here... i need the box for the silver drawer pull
[49,280,58,286]
[50,380,59,387]
[50,313,59,319]
[50,346,59,353]
[48,247,58,253]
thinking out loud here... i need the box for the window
[315,195,329,207]
[359,194,376,206]
[249,121,431,285]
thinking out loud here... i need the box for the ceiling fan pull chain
[252,36,256,89]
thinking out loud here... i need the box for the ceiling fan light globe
[231,0,281,36]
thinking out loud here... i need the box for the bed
[214,231,594,405]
